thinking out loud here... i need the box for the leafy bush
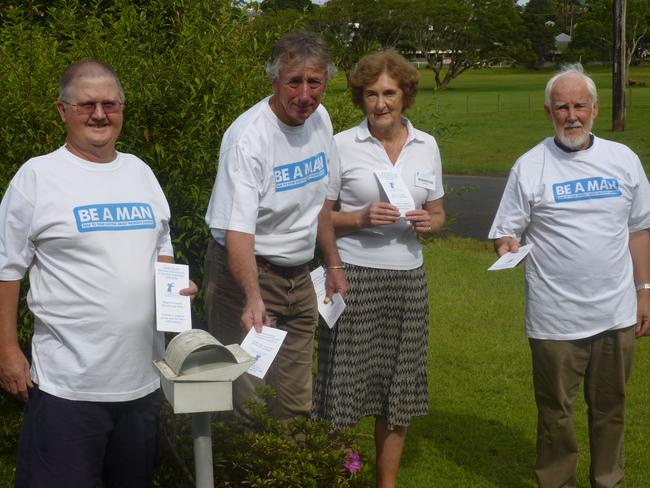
[156,388,371,488]
[0,396,22,486]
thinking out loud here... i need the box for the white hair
[544,63,598,107]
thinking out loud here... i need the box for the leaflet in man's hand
[155,262,192,332]
[240,326,287,379]
[488,244,534,271]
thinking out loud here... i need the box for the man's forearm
[225,230,261,300]
[630,229,650,286]
[317,200,344,267]
[0,279,32,401]
[0,280,20,347]
[157,255,175,264]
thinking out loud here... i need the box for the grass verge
[352,236,650,488]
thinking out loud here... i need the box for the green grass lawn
[349,237,650,488]
[327,66,650,175]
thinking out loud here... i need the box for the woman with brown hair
[313,51,445,487]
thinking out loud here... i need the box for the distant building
[555,33,571,52]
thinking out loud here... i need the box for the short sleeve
[205,143,262,234]
[326,138,341,201]
[0,180,37,279]
[488,165,532,240]
[628,156,650,232]
[427,140,445,202]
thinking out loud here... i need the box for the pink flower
[343,450,363,474]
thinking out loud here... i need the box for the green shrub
[0,395,22,486]
[156,388,371,487]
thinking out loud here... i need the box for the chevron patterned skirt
[312,264,430,430]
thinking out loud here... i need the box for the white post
[192,412,214,488]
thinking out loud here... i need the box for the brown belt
[214,240,308,278]
[254,255,309,278]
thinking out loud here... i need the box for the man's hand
[179,280,199,301]
[241,296,272,333]
[0,280,30,401]
[635,292,650,337]
[630,229,650,338]
[494,236,521,257]
[0,343,32,402]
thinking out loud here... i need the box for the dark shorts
[15,385,161,488]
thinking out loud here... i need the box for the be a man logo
[273,152,328,192]
[552,177,621,203]
[73,203,156,232]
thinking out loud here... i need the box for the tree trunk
[612,0,627,131]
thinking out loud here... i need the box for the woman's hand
[405,198,445,236]
[363,202,401,227]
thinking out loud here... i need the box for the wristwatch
[636,283,650,292]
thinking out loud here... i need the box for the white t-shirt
[332,118,444,270]
[0,146,173,401]
[205,97,340,266]
[489,136,650,340]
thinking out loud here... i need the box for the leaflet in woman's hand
[375,170,415,216]
[310,266,346,328]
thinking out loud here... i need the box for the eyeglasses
[61,100,124,115]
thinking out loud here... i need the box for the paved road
[443,175,507,240]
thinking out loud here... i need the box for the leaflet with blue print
[274,152,328,192]
[241,326,287,379]
[375,170,416,216]
[74,202,156,232]
[155,262,192,333]
[552,177,621,203]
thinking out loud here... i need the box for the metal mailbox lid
[156,329,254,382]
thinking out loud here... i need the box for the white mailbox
[154,329,255,414]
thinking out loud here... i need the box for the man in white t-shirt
[0,60,196,488]
[204,32,347,421]
[489,64,650,488]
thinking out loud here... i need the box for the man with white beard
[489,64,650,488]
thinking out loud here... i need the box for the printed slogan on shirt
[552,177,621,203]
[273,152,328,192]
[74,203,156,232]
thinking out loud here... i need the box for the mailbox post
[154,329,255,488]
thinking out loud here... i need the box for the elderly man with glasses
[0,59,196,488]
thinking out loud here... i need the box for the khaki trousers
[529,326,635,488]
[203,239,318,421]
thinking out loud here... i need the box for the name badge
[415,172,436,191]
